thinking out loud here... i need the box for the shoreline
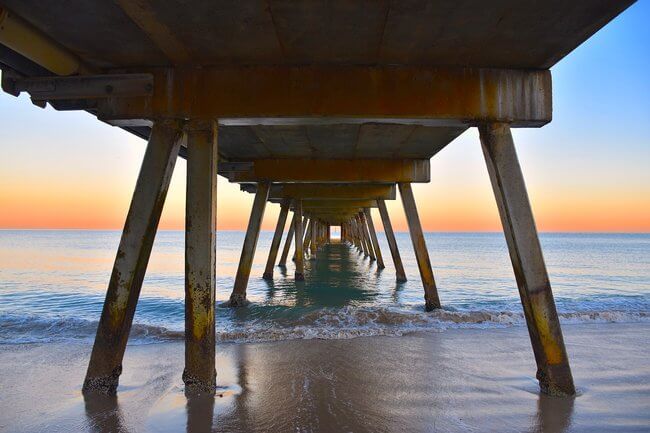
[2,304,648,346]
[1,322,648,432]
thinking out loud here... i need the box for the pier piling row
[1,0,630,397]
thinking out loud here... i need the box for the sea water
[0,230,648,344]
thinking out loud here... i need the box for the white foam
[1,308,647,345]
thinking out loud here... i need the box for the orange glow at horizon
[2,174,648,233]
[1,96,648,234]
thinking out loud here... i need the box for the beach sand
[0,322,648,433]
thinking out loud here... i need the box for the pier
[0,0,634,397]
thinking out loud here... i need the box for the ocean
[0,230,648,345]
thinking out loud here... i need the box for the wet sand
[0,322,648,433]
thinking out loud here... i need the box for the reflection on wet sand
[17,322,643,433]
[530,393,575,433]
[185,392,215,433]
[84,393,127,433]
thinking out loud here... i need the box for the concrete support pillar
[479,123,575,396]
[263,199,290,279]
[354,214,370,257]
[83,120,184,394]
[309,219,317,260]
[327,224,331,243]
[229,182,270,306]
[294,201,305,280]
[364,208,385,269]
[278,211,296,267]
[360,213,376,260]
[183,120,219,393]
[353,217,364,252]
[399,182,441,311]
[292,216,308,261]
[377,199,407,282]
[303,218,312,256]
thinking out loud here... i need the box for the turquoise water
[0,230,648,344]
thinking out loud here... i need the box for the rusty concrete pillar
[303,218,312,257]
[364,208,384,269]
[479,123,575,396]
[399,183,441,311]
[359,212,375,260]
[183,120,218,393]
[309,218,317,260]
[263,199,290,279]
[353,217,364,252]
[294,200,305,280]
[278,211,296,267]
[327,224,331,242]
[292,216,308,261]
[354,215,367,255]
[377,199,407,282]
[229,181,270,306]
[83,120,184,394]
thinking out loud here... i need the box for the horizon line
[1,228,648,235]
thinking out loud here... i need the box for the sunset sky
[0,2,648,233]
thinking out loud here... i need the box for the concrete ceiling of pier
[0,0,633,163]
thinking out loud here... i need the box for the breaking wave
[1,307,648,345]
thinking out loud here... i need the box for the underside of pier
[0,0,634,397]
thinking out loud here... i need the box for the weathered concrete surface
[292,216,308,262]
[302,218,312,257]
[479,123,575,396]
[83,120,184,394]
[309,218,317,260]
[300,199,378,209]
[278,211,296,267]
[399,183,441,311]
[244,184,396,201]
[364,208,385,269]
[3,1,633,69]
[97,67,552,129]
[263,200,290,279]
[227,159,430,183]
[229,182,270,306]
[377,199,407,282]
[293,201,305,281]
[183,120,218,393]
[359,212,376,261]
[354,215,370,257]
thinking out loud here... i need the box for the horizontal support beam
[308,213,362,218]
[227,159,429,183]
[96,66,551,127]
[4,73,153,100]
[218,162,254,173]
[242,183,396,200]
[300,200,377,209]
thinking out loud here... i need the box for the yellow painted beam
[97,66,551,126]
[0,7,86,75]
